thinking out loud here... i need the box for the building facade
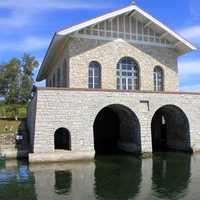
[28,3,200,162]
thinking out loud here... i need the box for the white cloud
[0,0,114,30]
[0,11,30,28]
[0,36,50,52]
[0,0,111,11]
[180,84,200,92]
[179,26,200,41]
[178,60,200,92]
[178,60,200,76]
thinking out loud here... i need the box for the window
[154,66,164,91]
[57,68,61,87]
[117,57,139,90]
[88,61,101,89]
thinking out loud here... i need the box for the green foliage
[0,54,39,118]
[0,103,27,119]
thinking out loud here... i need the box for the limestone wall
[29,88,200,153]
[46,37,179,91]
[68,38,178,91]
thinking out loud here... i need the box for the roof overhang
[37,4,197,81]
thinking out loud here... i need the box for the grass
[0,102,27,135]
[0,119,21,134]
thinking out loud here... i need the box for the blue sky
[0,0,200,91]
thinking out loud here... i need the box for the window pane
[122,72,127,76]
[117,57,139,91]
[122,65,127,70]
[154,66,164,91]
[88,84,93,88]
[95,77,100,84]
[122,78,126,89]
[94,69,100,76]
[88,61,101,89]
[127,66,132,70]
[128,79,132,90]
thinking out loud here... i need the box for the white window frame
[117,57,139,90]
[154,66,164,91]
[88,61,101,89]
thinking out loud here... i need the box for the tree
[19,54,39,103]
[0,54,39,119]
[0,58,21,104]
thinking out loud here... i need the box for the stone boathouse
[28,3,200,162]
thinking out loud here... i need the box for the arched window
[88,61,101,89]
[154,66,164,91]
[117,57,140,90]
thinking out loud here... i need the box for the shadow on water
[152,152,191,200]
[94,155,142,200]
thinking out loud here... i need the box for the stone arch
[54,127,71,150]
[151,105,192,153]
[93,104,141,155]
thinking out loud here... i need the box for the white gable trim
[37,4,197,81]
[57,4,196,51]
[58,5,136,35]
[72,34,175,49]
[134,6,196,50]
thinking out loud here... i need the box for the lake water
[0,153,200,200]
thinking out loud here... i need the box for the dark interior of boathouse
[93,104,192,155]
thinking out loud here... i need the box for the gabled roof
[37,3,197,81]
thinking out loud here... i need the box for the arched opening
[151,105,191,153]
[54,128,71,150]
[93,104,141,155]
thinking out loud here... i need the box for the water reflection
[0,160,37,200]
[94,156,142,200]
[0,153,195,200]
[54,170,72,194]
[152,153,191,200]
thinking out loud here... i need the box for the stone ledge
[29,150,95,163]
[0,149,28,159]
[37,87,200,96]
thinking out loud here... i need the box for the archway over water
[54,128,71,150]
[93,104,141,155]
[151,105,192,153]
